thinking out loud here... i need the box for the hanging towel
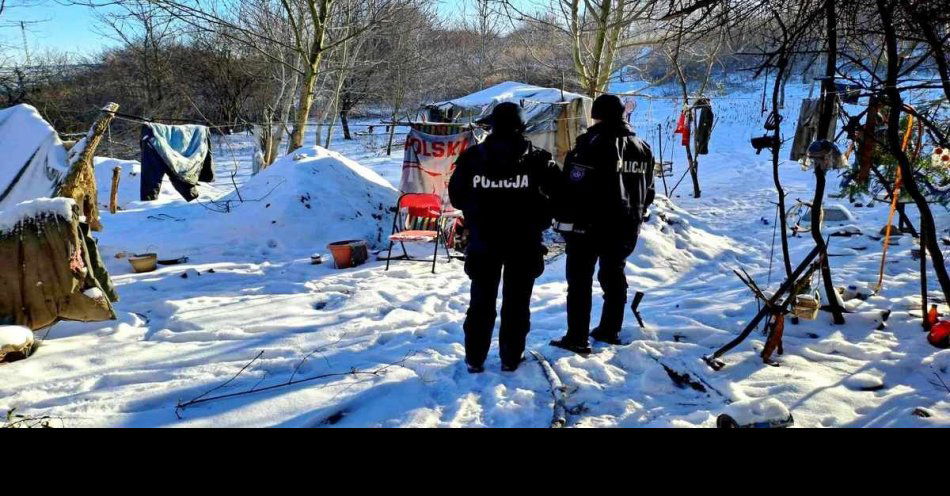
[140,123,214,201]
[790,98,838,161]
[694,99,714,155]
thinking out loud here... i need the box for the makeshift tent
[140,123,214,201]
[0,105,70,210]
[424,81,592,164]
[0,104,118,331]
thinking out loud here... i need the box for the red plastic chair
[385,193,451,273]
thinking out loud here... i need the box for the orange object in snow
[928,320,950,349]
[927,305,939,329]
[327,240,369,269]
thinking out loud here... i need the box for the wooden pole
[57,102,119,231]
[109,167,120,214]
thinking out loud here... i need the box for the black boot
[501,356,525,372]
[590,327,623,345]
[466,362,485,374]
[549,337,592,356]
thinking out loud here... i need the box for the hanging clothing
[694,99,714,155]
[673,109,690,147]
[790,98,838,161]
[140,123,214,201]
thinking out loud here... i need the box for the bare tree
[502,0,664,97]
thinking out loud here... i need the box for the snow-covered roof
[0,104,69,211]
[429,81,589,111]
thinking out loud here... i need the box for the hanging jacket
[694,99,714,155]
[554,121,655,244]
[448,133,558,254]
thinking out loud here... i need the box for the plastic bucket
[327,240,368,269]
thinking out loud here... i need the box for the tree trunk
[289,1,332,151]
[813,0,846,324]
[687,144,700,198]
[386,119,397,156]
[878,0,950,306]
[771,57,793,281]
[340,109,352,140]
[290,54,322,151]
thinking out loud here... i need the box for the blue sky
[2,0,489,60]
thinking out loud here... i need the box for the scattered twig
[175,351,413,418]
[931,371,950,394]
[175,350,264,418]
[2,408,65,428]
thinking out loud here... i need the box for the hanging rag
[694,98,714,155]
[140,123,214,201]
[673,108,690,147]
[790,98,838,161]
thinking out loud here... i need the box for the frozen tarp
[0,104,70,211]
[0,198,117,330]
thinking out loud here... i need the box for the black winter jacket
[555,121,655,243]
[448,133,558,254]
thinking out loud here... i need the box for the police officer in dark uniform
[550,94,655,354]
[449,102,558,373]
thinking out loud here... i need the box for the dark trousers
[463,250,542,367]
[565,233,637,343]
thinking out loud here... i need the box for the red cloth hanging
[674,110,690,147]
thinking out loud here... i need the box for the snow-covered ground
[2,85,949,427]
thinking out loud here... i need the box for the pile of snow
[224,146,397,251]
[721,398,791,426]
[630,197,743,284]
[0,197,75,234]
[0,104,69,210]
[96,146,397,258]
[0,326,34,359]
[95,157,142,210]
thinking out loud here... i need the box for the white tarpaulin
[0,104,69,211]
[400,128,476,207]
[424,81,592,164]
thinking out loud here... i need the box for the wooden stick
[705,243,824,369]
[56,102,119,231]
[109,167,120,214]
[530,351,569,428]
